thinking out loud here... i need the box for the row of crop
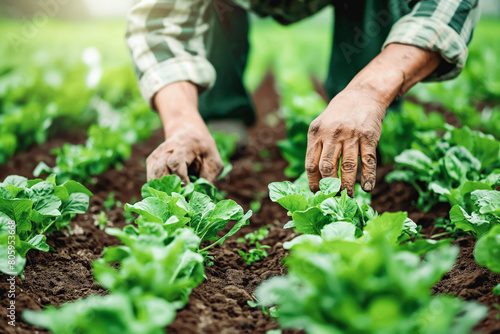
[17,175,251,333]
[387,125,500,294]
[252,177,492,333]
[0,41,159,166]
[0,175,92,276]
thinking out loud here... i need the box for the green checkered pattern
[126,0,480,106]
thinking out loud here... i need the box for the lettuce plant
[450,189,500,238]
[0,175,92,275]
[474,225,500,295]
[256,213,487,334]
[387,126,500,211]
[24,174,251,333]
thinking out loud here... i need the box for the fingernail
[363,181,373,192]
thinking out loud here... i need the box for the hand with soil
[148,82,224,184]
[147,124,223,184]
[306,89,385,197]
[306,43,441,196]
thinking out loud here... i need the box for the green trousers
[199,0,408,125]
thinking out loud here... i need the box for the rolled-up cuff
[139,56,216,109]
[383,16,468,82]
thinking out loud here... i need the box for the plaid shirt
[126,0,480,105]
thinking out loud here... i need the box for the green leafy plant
[276,76,326,178]
[387,126,500,211]
[237,225,270,244]
[256,213,486,334]
[0,175,92,275]
[24,173,249,333]
[238,241,271,266]
[129,175,252,252]
[269,177,451,254]
[450,189,500,238]
[379,101,445,164]
[474,225,500,295]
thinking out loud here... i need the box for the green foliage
[94,227,204,307]
[276,74,327,178]
[450,190,500,238]
[474,225,500,273]
[256,217,486,334]
[238,225,270,244]
[0,175,92,275]
[24,173,250,333]
[474,225,500,295]
[379,101,446,164]
[34,101,159,184]
[211,131,239,179]
[387,126,500,211]
[0,19,157,166]
[269,178,380,236]
[238,242,271,266]
[23,293,175,334]
[408,19,500,138]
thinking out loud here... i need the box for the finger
[319,143,342,179]
[340,140,359,198]
[167,148,197,185]
[359,135,378,192]
[199,156,224,184]
[305,141,322,192]
[147,151,172,181]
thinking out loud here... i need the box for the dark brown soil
[0,73,499,333]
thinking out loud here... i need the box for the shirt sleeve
[126,0,215,108]
[383,0,481,82]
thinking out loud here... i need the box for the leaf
[0,243,26,275]
[320,221,356,241]
[0,175,28,188]
[60,193,90,215]
[203,211,253,251]
[474,225,500,273]
[125,198,169,224]
[291,207,330,235]
[471,190,500,215]
[0,198,33,233]
[210,200,244,222]
[141,175,182,198]
[61,180,93,197]
[394,149,432,172]
[276,194,308,213]
[450,205,492,237]
[21,182,61,216]
[364,212,407,245]
[268,181,303,202]
[319,178,341,195]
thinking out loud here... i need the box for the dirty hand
[148,82,224,184]
[306,89,385,197]
[146,122,223,184]
[305,43,441,196]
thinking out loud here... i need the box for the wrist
[154,81,206,138]
[345,43,440,107]
[345,66,404,108]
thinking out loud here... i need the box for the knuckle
[320,161,335,176]
[308,121,321,135]
[305,163,319,174]
[341,160,357,172]
[331,127,344,140]
[361,130,379,145]
[362,154,377,167]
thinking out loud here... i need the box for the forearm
[345,43,440,108]
[154,82,205,138]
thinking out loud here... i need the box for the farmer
[126,0,479,196]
